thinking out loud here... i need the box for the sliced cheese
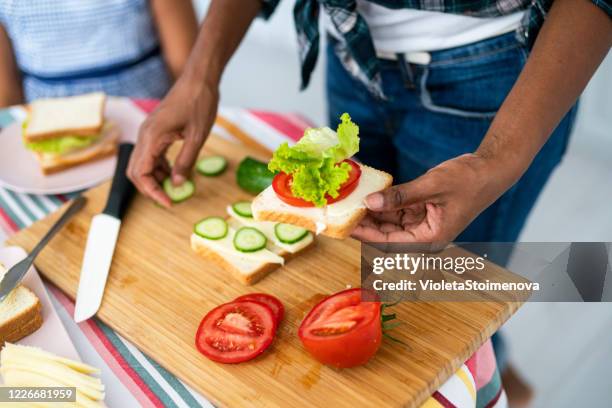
[226,206,313,253]
[2,343,99,375]
[0,343,104,407]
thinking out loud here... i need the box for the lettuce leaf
[23,121,99,154]
[268,113,359,206]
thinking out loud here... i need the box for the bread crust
[36,126,119,175]
[24,126,104,142]
[0,287,43,345]
[255,208,368,239]
[191,231,315,285]
[191,238,280,285]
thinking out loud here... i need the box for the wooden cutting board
[8,134,520,407]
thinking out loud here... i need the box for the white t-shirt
[326,2,525,54]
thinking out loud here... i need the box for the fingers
[128,121,173,208]
[140,174,172,208]
[351,225,418,243]
[365,173,438,212]
[171,95,216,185]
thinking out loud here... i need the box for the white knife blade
[74,143,135,323]
[74,214,121,322]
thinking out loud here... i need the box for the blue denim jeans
[327,32,577,243]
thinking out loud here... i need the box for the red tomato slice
[195,300,276,364]
[298,288,381,368]
[272,159,362,207]
[234,293,284,326]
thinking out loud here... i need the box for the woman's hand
[127,77,219,207]
[352,153,515,246]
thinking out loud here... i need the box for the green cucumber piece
[236,157,275,194]
[196,156,228,176]
[232,201,253,218]
[163,178,195,203]
[194,217,228,240]
[233,227,267,252]
[274,223,309,244]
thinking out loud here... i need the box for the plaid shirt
[261,0,612,98]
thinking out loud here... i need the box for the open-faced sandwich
[22,92,119,174]
[190,200,314,285]
[252,113,393,239]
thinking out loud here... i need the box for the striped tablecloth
[0,99,505,408]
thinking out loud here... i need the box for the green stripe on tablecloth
[476,366,502,408]
[144,354,203,408]
[30,194,57,213]
[0,190,27,229]
[7,190,36,224]
[97,321,182,408]
[0,110,15,127]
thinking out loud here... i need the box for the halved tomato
[234,293,284,326]
[195,300,276,364]
[272,159,362,207]
[298,288,382,368]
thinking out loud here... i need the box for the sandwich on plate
[190,200,314,285]
[252,113,393,239]
[22,92,119,174]
[0,263,43,345]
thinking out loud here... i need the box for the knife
[74,143,135,322]
[0,196,87,302]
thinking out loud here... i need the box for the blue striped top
[0,0,172,101]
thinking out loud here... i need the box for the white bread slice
[0,264,43,345]
[35,121,120,175]
[191,218,315,285]
[252,164,393,239]
[25,92,106,141]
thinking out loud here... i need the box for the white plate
[0,245,79,361]
[0,98,144,195]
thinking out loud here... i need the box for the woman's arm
[128,0,262,206]
[150,0,198,80]
[354,0,612,244]
[0,24,23,107]
[476,0,612,190]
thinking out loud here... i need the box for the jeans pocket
[419,43,526,120]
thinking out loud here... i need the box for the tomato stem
[380,302,408,346]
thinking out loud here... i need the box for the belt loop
[396,53,416,90]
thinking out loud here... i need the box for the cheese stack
[0,343,104,407]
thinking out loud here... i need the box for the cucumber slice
[236,157,275,194]
[163,178,195,203]
[232,201,253,218]
[233,227,267,252]
[194,217,228,240]
[274,223,309,244]
[196,156,227,176]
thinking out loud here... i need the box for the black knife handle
[103,143,136,219]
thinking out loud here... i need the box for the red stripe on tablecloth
[283,112,315,130]
[432,391,457,408]
[248,110,306,141]
[56,194,68,203]
[0,207,18,234]
[48,285,162,408]
[132,99,159,114]
[484,388,503,408]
